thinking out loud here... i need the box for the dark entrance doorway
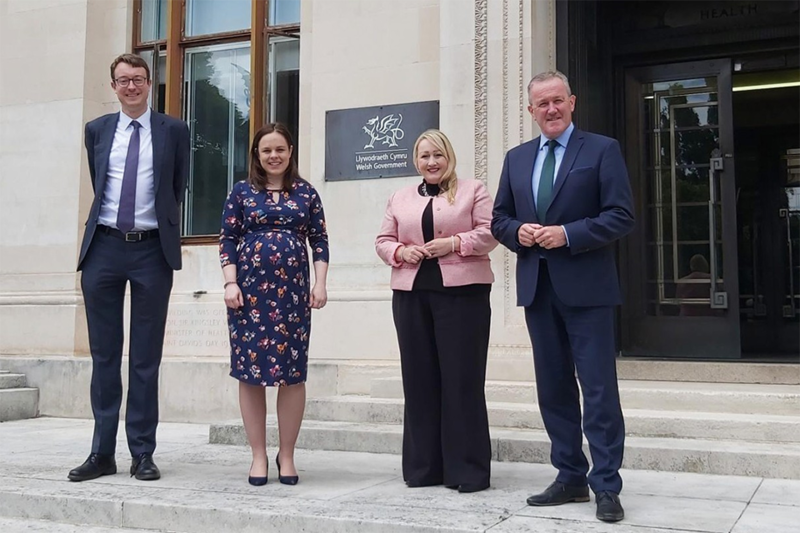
[557,0,800,359]
[734,75,800,355]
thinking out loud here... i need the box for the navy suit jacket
[78,111,190,271]
[491,129,635,308]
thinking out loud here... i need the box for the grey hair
[527,70,572,103]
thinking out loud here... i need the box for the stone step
[209,418,800,479]
[0,517,162,533]
[0,388,39,422]
[369,377,800,415]
[311,359,800,398]
[0,373,27,389]
[305,396,800,443]
[486,354,800,385]
[0,475,493,533]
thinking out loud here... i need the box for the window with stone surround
[134,0,300,239]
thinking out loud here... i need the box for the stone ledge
[304,396,800,443]
[210,419,800,479]
[0,388,38,422]
[369,377,800,414]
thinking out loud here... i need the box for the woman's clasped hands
[399,236,461,263]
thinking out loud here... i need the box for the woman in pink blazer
[375,129,498,493]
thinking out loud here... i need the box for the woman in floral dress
[219,123,329,486]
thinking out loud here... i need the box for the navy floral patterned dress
[219,179,329,387]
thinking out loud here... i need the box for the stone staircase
[210,362,800,479]
[0,370,39,422]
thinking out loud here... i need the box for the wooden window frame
[131,0,300,244]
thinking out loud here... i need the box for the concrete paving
[0,417,798,532]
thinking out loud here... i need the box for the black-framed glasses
[114,76,149,87]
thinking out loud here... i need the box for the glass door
[621,59,741,358]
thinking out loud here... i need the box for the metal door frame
[621,59,741,358]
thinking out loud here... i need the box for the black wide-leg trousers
[392,288,492,487]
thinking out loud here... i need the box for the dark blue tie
[537,139,558,222]
[117,120,141,233]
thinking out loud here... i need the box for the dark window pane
[186,0,251,37]
[138,51,165,113]
[676,167,710,203]
[269,37,300,150]
[676,205,710,241]
[156,54,166,114]
[184,44,251,236]
[675,128,719,167]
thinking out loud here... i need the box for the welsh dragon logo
[362,114,405,149]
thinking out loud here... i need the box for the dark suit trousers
[524,261,625,494]
[392,289,492,487]
[80,231,173,456]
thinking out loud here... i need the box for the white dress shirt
[531,122,574,246]
[98,108,158,231]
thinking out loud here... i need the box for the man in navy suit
[492,71,634,522]
[69,54,189,482]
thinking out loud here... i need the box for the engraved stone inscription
[163,306,229,355]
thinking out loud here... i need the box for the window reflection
[186,0,251,37]
[138,51,166,114]
[184,44,251,236]
[141,0,167,42]
[270,0,301,25]
[644,78,723,315]
[269,37,300,151]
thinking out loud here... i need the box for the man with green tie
[491,70,635,523]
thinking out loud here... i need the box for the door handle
[780,208,796,318]
[709,156,728,309]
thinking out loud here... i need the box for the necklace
[419,181,440,198]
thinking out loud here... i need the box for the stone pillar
[438,0,557,373]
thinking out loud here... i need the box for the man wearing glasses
[69,54,190,482]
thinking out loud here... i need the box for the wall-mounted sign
[325,101,439,181]
[619,1,794,31]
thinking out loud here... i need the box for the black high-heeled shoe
[275,453,299,485]
[248,462,267,486]
[248,475,268,486]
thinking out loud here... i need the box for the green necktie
[537,139,558,222]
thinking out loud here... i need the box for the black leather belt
[98,225,159,242]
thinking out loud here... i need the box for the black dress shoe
[457,480,490,493]
[130,453,161,481]
[526,481,590,506]
[596,491,624,522]
[275,453,298,485]
[68,453,116,482]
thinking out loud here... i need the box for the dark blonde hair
[413,129,458,204]
[248,123,300,192]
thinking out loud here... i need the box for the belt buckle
[124,231,142,242]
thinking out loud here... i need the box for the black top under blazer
[78,110,190,271]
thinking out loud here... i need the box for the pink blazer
[376,179,499,291]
